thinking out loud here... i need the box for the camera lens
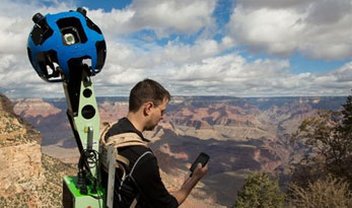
[63,33,76,45]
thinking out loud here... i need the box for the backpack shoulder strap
[107,133,147,166]
[106,132,147,149]
[100,122,147,149]
[100,122,148,167]
[128,150,153,177]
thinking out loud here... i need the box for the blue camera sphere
[27,8,106,82]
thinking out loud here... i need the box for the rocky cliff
[0,94,76,207]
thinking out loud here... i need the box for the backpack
[99,122,152,208]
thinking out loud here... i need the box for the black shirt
[102,117,179,208]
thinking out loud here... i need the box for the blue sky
[0,0,351,98]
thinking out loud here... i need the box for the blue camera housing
[27,8,106,82]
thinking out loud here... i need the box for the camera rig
[27,8,107,207]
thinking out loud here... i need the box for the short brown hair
[129,79,171,112]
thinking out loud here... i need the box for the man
[101,78,208,208]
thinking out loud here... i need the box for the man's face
[145,98,168,131]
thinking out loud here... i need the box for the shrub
[234,172,285,208]
[289,176,352,208]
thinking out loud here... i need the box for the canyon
[6,95,345,207]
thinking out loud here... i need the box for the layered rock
[0,142,43,197]
[0,94,76,207]
[0,95,43,199]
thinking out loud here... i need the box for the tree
[234,172,285,208]
[333,94,352,182]
[339,94,352,129]
[291,92,352,187]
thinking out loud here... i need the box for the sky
[0,0,351,98]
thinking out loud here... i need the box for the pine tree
[331,93,352,184]
[340,93,352,129]
[234,172,285,208]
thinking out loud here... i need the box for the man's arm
[133,153,179,208]
[171,163,208,205]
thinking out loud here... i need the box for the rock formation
[0,94,76,207]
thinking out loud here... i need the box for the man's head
[129,79,171,130]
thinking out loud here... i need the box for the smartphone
[190,152,209,173]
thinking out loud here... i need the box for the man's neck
[126,112,145,133]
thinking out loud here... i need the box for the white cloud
[101,37,231,72]
[87,0,216,40]
[236,0,312,9]
[330,62,352,83]
[160,39,223,64]
[229,7,304,55]
[87,8,136,39]
[165,54,291,95]
[130,0,216,37]
[0,0,351,98]
[165,54,352,96]
[228,0,352,60]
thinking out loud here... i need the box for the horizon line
[9,94,348,100]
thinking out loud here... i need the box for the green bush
[234,172,285,208]
[289,176,352,208]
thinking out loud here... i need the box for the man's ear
[143,101,153,116]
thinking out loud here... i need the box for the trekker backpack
[99,122,152,208]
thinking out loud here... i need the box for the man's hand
[190,163,208,179]
[172,163,209,205]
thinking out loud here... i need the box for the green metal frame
[62,67,105,207]
[63,176,105,208]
